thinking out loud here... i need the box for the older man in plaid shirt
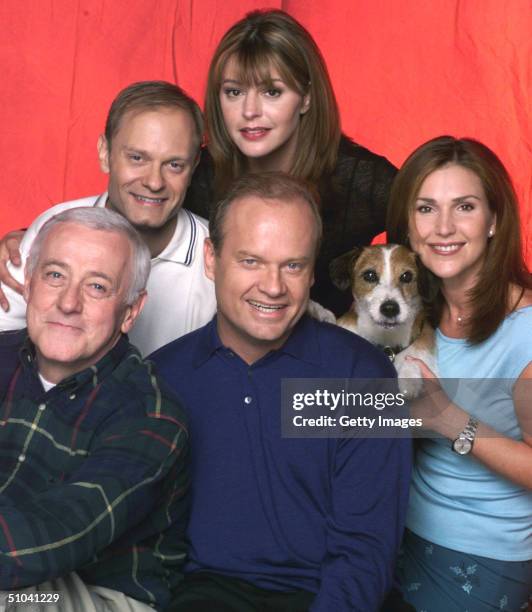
[0,208,188,612]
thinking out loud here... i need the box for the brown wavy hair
[387,135,531,344]
[205,9,341,198]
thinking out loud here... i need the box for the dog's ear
[329,247,362,291]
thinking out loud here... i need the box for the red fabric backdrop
[1,1,530,263]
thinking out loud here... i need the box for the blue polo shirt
[151,316,412,611]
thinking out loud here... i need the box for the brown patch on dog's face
[390,245,418,302]
[352,246,386,298]
[343,244,422,328]
[331,245,422,322]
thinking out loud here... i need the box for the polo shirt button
[18,454,25,462]
[244,396,252,405]
[69,393,76,400]
[38,403,46,411]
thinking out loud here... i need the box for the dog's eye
[362,270,379,283]
[400,271,414,283]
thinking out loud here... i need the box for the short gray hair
[27,207,151,305]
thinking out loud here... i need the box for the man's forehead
[227,195,316,233]
[38,223,130,270]
[222,196,318,255]
[116,107,195,138]
[230,194,309,215]
[110,107,199,160]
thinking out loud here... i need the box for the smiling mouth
[429,243,464,254]
[240,127,270,140]
[131,193,167,205]
[247,300,286,313]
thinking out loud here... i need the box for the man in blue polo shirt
[151,173,412,611]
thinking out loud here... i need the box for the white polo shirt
[0,194,216,356]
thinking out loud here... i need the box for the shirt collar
[275,315,321,365]
[192,314,322,368]
[98,194,198,266]
[192,318,223,367]
[20,333,133,392]
[153,208,199,265]
[94,193,108,208]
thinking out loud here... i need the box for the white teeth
[248,300,284,312]
[134,195,165,204]
[433,244,460,253]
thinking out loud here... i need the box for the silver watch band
[462,417,479,442]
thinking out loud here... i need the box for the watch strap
[452,416,479,454]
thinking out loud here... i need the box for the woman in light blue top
[387,136,532,611]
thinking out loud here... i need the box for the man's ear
[203,238,216,282]
[120,291,147,334]
[23,264,32,304]
[97,135,111,174]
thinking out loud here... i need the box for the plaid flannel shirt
[0,330,189,610]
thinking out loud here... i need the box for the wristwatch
[452,417,479,455]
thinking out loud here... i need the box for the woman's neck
[246,151,293,174]
[439,282,473,337]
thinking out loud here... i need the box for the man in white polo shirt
[0,81,215,355]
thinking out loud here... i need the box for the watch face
[453,436,472,455]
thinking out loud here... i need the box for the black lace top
[183,136,397,317]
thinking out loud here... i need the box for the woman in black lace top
[183,9,397,316]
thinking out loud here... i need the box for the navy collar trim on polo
[19,333,134,392]
[192,314,322,368]
[93,193,108,209]
[153,208,198,266]
[99,193,198,266]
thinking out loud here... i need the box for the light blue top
[406,305,532,561]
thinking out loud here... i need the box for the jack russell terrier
[329,244,437,397]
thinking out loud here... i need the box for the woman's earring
[488,228,495,237]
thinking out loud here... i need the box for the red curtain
[1,0,530,263]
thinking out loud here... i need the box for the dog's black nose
[380,300,400,318]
